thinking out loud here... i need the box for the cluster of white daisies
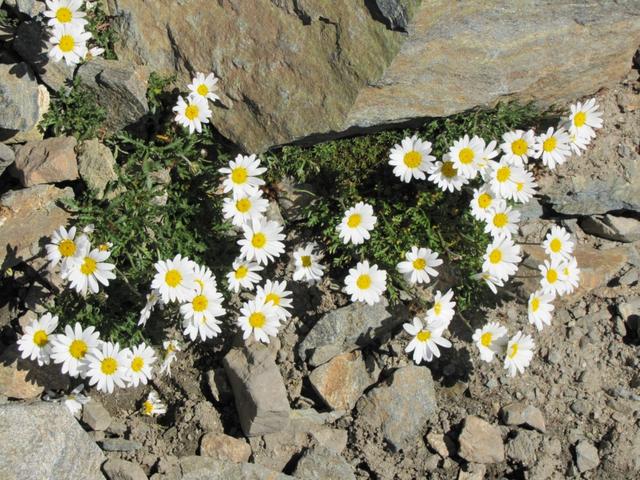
[172,72,220,134]
[44,0,105,66]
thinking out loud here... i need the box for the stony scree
[199,432,252,463]
[501,402,546,433]
[223,344,291,437]
[0,402,105,480]
[298,298,407,367]
[13,136,78,187]
[574,439,600,473]
[355,365,437,451]
[457,416,505,464]
[155,456,294,480]
[82,400,112,431]
[102,458,148,480]
[292,444,356,480]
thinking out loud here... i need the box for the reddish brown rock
[13,136,78,187]
[200,433,252,463]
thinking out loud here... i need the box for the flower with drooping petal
[472,322,508,363]
[504,331,535,377]
[403,316,451,364]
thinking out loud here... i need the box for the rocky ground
[1,2,640,480]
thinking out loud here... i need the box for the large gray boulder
[0,402,105,480]
[0,62,40,136]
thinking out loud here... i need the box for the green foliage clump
[85,1,119,60]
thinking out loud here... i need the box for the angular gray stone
[0,142,14,175]
[574,440,600,473]
[77,58,150,133]
[0,62,40,135]
[205,367,233,403]
[13,136,78,187]
[370,0,421,31]
[458,416,505,464]
[293,445,356,480]
[102,459,147,480]
[506,430,541,466]
[355,365,437,451]
[4,0,43,16]
[581,215,640,243]
[199,433,252,463]
[501,402,546,433]
[99,438,143,452]
[223,345,290,437]
[0,402,105,480]
[299,298,407,367]
[172,456,293,480]
[77,139,118,199]
[82,400,112,431]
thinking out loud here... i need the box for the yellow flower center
[231,167,248,184]
[58,239,76,257]
[516,182,524,192]
[165,269,182,287]
[69,339,88,359]
[301,255,312,267]
[573,111,586,127]
[236,198,251,213]
[265,293,280,305]
[563,267,570,276]
[493,212,509,228]
[197,84,209,96]
[480,332,492,347]
[489,249,502,264]
[184,104,199,121]
[235,265,248,279]
[56,7,73,23]
[508,343,519,359]
[458,147,475,165]
[252,232,266,248]
[542,136,557,153]
[496,166,511,183]
[546,269,558,283]
[131,356,144,372]
[531,297,540,312]
[33,330,48,347]
[403,151,422,168]
[100,357,118,375]
[143,400,154,415]
[441,161,457,178]
[347,213,362,228]
[550,238,562,252]
[412,258,426,270]
[511,139,528,156]
[195,279,204,290]
[249,312,266,328]
[80,257,97,275]
[98,244,110,252]
[356,274,372,290]
[433,302,442,316]
[192,294,208,312]
[477,193,492,209]
[416,330,431,342]
[59,34,75,53]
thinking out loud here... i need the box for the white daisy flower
[344,261,387,305]
[337,202,377,245]
[504,331,535,377]
[427,288,456,326]
[238,219,286,265]
[138,290,162,327]
[222,193,269,227]
[237,299,280,344]
[542,225,574,261]
[560,256,580,295]
[403,316,451,364]
[470,186,496,222]
[84,46,105,61]
[62,244,116,296]
[45,226,89,269]
[484,200,521,239]
[173,94,211,134]
[396,246,443,285]
[192,264,218,292]
[187,72,220,102]
[219,154,267,198]
[227,258,263,292]
[388,134,435,183]
[180,286,225,341]
[428,160,468,192]
[528,290,555,331]
[471,272,504,294]
[478,139,500,173]
[48,23,91,66]
[482,236,521,282]
[487,159,526,200]
[151,254,197,303]
[125,343,157,387]
[449,134,485,178]
[533,126,571,170]
[17,313,58,366]
[568,98,603,139]
[292,244,325,284]
[85,341,129,394]
[63,384,90,417]
[142,391,166,416]
[159,340,181,377]
[500,129,536,166]
[256,280,293,322]
[539,258,569,297]
[44,0,88,28]
[472,322,508,363]
[50,323,100,378]
[511,169,538,204]
[567,128,591,156]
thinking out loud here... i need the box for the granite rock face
[107,0,640,151]
[0,62,41,137]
